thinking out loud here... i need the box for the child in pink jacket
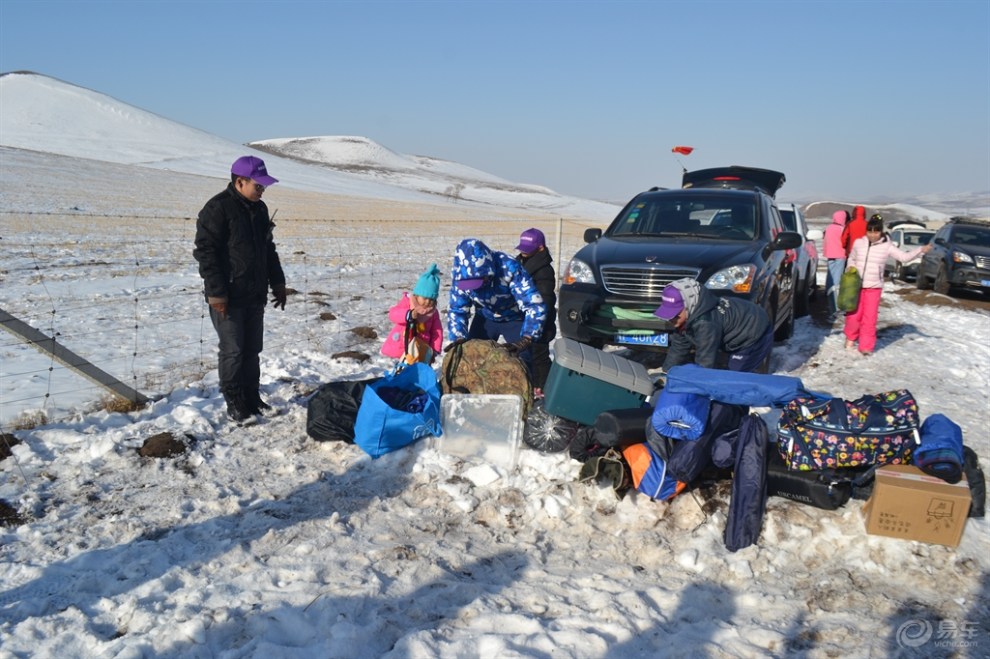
[844,216,931,355]
[381,264,444,365]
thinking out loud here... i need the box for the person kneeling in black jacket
[655,278,772,373]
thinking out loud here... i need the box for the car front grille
[600,265,700,300]
[975,255,990,270]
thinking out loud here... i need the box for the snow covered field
[2,194,989,658]
[1,71,989,658]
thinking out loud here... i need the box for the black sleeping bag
[306,377,380,442]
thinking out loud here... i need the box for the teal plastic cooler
[543,338,655,425]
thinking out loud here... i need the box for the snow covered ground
[1,211,988,657]
[2,70,989,658]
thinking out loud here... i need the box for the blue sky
[2,0,988,204]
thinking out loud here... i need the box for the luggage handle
[823,396,915,434]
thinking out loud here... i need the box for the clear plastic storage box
[436,394,522,470]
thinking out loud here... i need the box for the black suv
[558,166,803,350]
[916,217,990,295]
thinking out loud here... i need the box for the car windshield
[950,225,990,247]
[902,232,933,247]
[608,197,757,240]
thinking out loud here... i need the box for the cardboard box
[543,338,654,425]
[863,464,971,547]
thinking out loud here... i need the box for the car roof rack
[948,216,989,226]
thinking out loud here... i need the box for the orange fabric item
[622,443,688,500]
[622,443,652,489]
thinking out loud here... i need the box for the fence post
[0,307,149,406]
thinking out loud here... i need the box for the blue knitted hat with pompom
[412,263,441,300]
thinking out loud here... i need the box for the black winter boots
[222,390,254,423]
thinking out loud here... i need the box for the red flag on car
[671,146,694,155]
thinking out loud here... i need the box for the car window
[902,232,932,247]
[609,197,756,240]
[767,203,784,235]
[778,209,797,232]
[950,226,990,247]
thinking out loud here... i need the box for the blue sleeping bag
[665,364,826,407]
[915,413,964,484]
[712,414,769,553]
[651,389,711,440]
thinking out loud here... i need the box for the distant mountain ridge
[0,71,617,220]
[250,135,558,200]
[2,71,985,221]
[803,201,952,226]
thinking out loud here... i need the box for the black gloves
[505,336,533,355]
[443,338,468,353]
[271,286,287,310]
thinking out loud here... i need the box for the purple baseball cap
[515,228,546,254]
[456,278,486,291]
[231,156,278,186]
[654,284,685,320]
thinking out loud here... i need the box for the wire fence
[1,210,599,430]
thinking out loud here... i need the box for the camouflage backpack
[440,339,533,419]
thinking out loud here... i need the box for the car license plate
[616,333,668,347]
[981,279,990,287]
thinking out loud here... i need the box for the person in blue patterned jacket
[445,238,547,369]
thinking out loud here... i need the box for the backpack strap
[442,341,465,393]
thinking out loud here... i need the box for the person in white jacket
[844,215,932,355]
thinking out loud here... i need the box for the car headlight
[952,251,974,265]
[705,264,756,294]
[563,258,596,285]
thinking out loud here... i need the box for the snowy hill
[252,135,572,211]
[0,72,617,221]
[803,201,954,227]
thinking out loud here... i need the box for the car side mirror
[584,228,603,243]
[934,237,947,247]
[762,230,802,260]
[772,231,803,251]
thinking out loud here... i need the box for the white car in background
[884,222,935,280]
[776,202,823,317]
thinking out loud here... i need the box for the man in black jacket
[656,278,772,373]
[515,228,556,392]
[193,156,288,422]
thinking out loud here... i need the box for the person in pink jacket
[823,210,848,319]
[844,216,932,355]
[381,264,444,365]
